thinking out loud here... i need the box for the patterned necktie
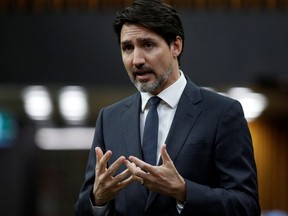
[142,96,161,165]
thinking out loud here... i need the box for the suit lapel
[165,82,202,163]
[121,93,143,159]
[120,94,149,198]
[144,79,203,166]
[145,80,203,210]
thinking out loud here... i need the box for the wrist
[175,177,186,202]
[90,190,107,206]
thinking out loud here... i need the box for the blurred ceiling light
[35,127,94,150]
[59,86,88,125]
[227,87,268,121]
[22,86,53,121]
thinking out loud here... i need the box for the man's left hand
[124,144,186,202]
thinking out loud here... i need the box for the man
[75,0,260,215]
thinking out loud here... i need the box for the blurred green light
[0,111,17,148]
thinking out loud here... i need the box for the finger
[124,160,146,180]
[95,147,104,174]
[101,150,113,164]
[160,144,172,165]
[128,156,155,175]
[96,147,113,165]
[113,168,133,184]
[95,147,112,174]
[95,147,103,163]
[104,156,126,178]
[124,161,147,184]
[117,174,135,189]
[124,160,138,172]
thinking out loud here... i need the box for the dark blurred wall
[1,11,288,216]
[0,120,37,216]
[0,11,287,86]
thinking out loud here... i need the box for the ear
[171,36,183,58]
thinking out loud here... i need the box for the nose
[132,48,145,67]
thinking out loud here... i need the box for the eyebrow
[121,37,156,47]
[137,37,155,43]
[121,40,131,47]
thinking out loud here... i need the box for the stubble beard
[131,63,173,94]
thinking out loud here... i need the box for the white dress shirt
[140,71,187,164]
[92,71,187,215]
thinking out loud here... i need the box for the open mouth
[134,71,152,81]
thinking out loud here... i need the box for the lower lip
[136,73,151,82]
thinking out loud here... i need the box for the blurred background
[0,0,288,215]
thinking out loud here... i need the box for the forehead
[120,23,162,43]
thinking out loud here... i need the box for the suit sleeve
[74,109,114,216]
[181,100,260,216]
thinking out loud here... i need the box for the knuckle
[98,175,105,183]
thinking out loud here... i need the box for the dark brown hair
[113,0,185,64]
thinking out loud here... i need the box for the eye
[122,44,134,53]
[145,42,154,49]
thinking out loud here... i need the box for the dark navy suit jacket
[75,79,260,216]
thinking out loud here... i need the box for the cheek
[122,57,134,77]
[154,55,172,71]
[122,55,131,69]
[156,48,172,63]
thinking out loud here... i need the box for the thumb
[160,144,172,165]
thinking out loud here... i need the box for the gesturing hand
[92,147,134,206]
[124,144,186,202]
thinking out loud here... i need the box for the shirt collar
[140,70,187,111]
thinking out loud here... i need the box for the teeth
[136,72,146,75]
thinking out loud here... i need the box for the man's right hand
[92,147,134,206]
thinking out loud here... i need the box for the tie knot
[148,96,161,107]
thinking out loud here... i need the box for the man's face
[120,24,181,95]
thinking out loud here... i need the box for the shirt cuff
[176,201,185,213]
[90,198,110,216]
